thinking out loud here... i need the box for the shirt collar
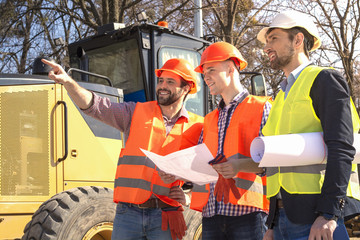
[179,105,190,119]
[280,60,312,92]
[218,88,249,110]
[162,104,189,122]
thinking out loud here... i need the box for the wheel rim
[82,222,113,240]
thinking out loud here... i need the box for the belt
[277,199,284,209]
[123,198,172,209]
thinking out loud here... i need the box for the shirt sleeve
[259,101,272,137]
[310,69,356,217]
[257,101,272,177]
[82,92,136,138]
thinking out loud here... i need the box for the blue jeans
[273,208,349,240]
[202,212,268,240]
[111,203,172,240]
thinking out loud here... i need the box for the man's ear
[183,83,191,94]
[227,61,236,75]
[229,66,235,75]
[294,32,305,48]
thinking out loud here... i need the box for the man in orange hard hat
[191,41,272,240]
[42,58,203,240]
[257,10,360,240]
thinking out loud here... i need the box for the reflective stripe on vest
[191,184,210,212]
[262,66,360,199]
[113,101,203,205]
[190,95,270,212]
[114,155,170,196]
[118,155,155,168]
[266,165,326,177]
[235,176,266,195]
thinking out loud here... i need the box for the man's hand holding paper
[209,154,241,204]
[158,170,178,184]
[141,143,218,185]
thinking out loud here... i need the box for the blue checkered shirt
[198,90,271,217]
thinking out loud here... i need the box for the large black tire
[183,206,202,240]
[22,186,116,240]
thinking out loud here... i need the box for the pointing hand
[41,59,73,84]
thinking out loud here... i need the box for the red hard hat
[155,58,198,94]
[195,42,248,73]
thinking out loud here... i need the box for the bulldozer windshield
[85,38,145,101]
[71,39,205,116]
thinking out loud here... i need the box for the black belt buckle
[136,204,149,209]
[137,198,159,209]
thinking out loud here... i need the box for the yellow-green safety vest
[262,65,360,200]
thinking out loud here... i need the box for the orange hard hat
[195,42,248,73]
[155,58,198,94]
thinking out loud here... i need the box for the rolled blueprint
[250,132,360,167]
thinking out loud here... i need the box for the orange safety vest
[113,101,203,207]
[190,95,270,212]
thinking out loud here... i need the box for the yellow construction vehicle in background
[0,18,267,239]
[0,73,122,239]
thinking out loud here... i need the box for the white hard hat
[257,10,321,51]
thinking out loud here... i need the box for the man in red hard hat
[42,58,203,240]
[191,41,272,240]
[258,10,360,240]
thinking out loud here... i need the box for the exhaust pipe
[194,0,203,38]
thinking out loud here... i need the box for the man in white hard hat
[257,10,360,240]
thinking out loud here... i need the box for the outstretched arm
[42,59,93,109]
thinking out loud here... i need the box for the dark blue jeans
[273,208,349,240]
[202,212,268,240]
[111,203,172,240]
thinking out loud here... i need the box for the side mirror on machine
[251,74,267,96]
[239,72,267,96]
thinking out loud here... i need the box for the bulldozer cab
[68,22,209,116]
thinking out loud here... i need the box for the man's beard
[270,46,295,70]
[156,88,183,106]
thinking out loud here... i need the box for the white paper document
[140,143,218,185]
[250,132,360,167]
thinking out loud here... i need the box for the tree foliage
[1,0,360,105]
[281,0,360,103]
[0,0,204,73]
[0,0,38,73]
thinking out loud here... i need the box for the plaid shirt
[198,90,271,217]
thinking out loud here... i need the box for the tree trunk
[109,0,119,23]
